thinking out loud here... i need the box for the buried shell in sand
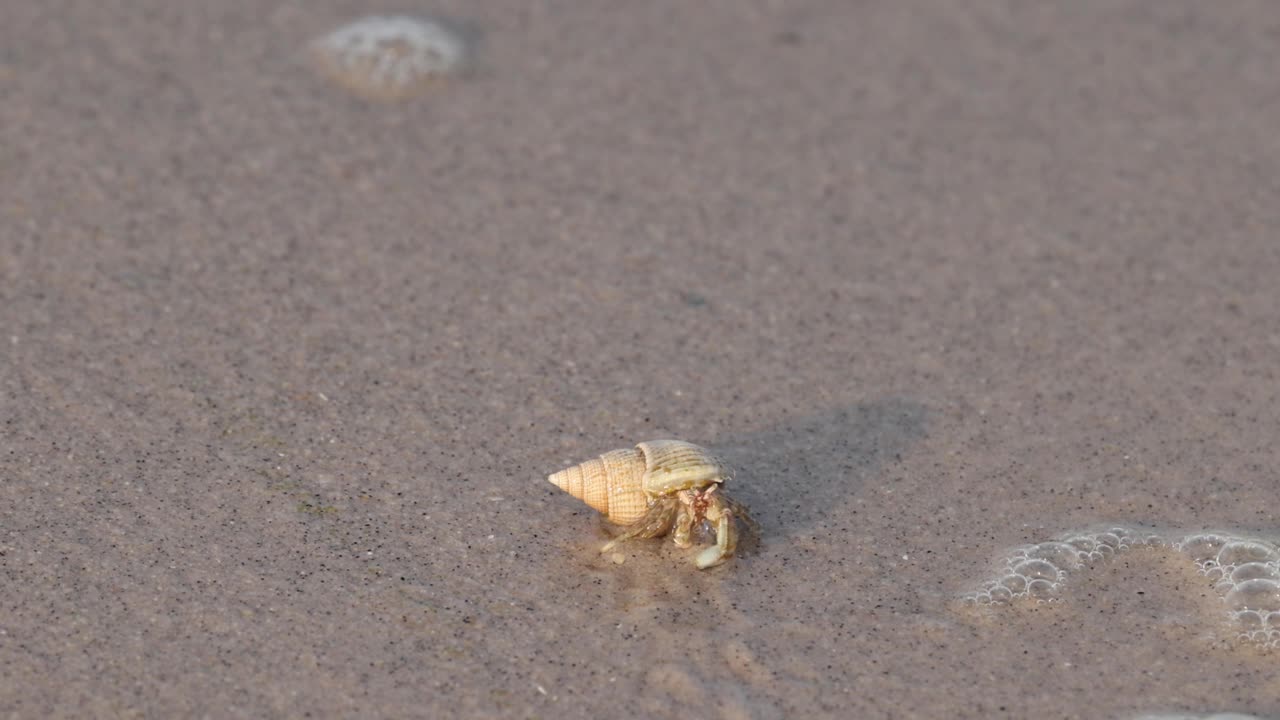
[548,439,758,570]
[309,15,469,101]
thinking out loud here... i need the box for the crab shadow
[710,397,929,538]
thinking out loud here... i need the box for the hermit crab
[547,439,757,569]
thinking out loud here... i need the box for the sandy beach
[3,1,1280,717]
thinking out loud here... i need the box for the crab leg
[722,494,759,541]
[672,495,697,548]
[601,497,677,553]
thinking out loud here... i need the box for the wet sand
[3,1,1280,718]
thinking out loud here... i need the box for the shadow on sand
[712,397,929,538]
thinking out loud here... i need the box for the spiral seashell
[548,440,730,525]
[548,447,649,524]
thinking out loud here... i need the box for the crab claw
[694,499,738,569]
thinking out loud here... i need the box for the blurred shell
[548,440,729,525]
[309,15,468,101]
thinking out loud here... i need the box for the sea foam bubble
[963,526,1163,605]
[964,525,1280,650]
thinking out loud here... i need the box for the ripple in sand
[963,525,1280,650]
[309,15,469,101]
